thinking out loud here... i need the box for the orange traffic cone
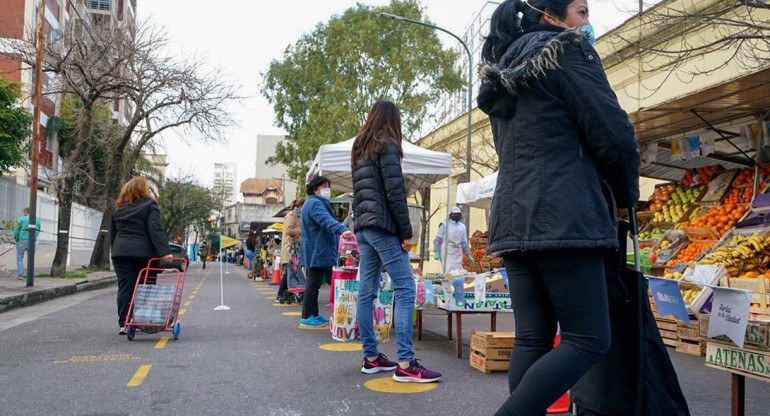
[270,256,282,285]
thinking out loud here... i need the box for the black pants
[202,256,206,269]
[277,264,289,299]
[113,256,158,327]
[302,267,331,319]
[495,250,611,416]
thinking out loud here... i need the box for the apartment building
[213,162,237,207]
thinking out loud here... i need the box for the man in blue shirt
[14,207,41,280]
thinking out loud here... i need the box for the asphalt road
[0,263,767,416]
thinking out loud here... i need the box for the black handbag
[571,208,690,416]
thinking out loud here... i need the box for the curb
[0,275,117,314]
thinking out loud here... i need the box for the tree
[156,175,221,244]
[86,26,237,270]
[608,0,770,97]
[262,0,464,185]
[0,79,32,173]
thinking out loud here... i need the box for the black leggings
[495,250,611,416]
[302,267,331,319]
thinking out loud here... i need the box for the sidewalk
[0,269,116,313]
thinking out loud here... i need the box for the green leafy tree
[0,79,32,173]
[156,176,221,244]
[262,0,463,186]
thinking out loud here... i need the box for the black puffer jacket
[477,25,640,255]
[351,141,413,240]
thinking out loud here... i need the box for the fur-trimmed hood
[477,27,587,118]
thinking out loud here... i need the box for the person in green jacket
[14,207,41,280]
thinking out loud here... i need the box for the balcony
[87,0,111,12]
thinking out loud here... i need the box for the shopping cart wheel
[173,322,181,340]
[126,326,135,341]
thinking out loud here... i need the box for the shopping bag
[132,285,180,334]
[331,279,394,343]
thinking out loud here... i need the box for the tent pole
[442,175,452,274]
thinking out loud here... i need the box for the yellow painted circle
[298,324,329,330]
[282,311,302,316]
[319,343,363,352]
[364,377,438,394]
[272,303,300,307]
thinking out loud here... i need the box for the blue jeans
[356,228,415,362]
[16,241,28,278]
[245,250,255,271]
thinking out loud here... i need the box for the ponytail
[481,0,574,65]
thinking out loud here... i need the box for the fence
[0,178,103,273]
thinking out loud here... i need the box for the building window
[88,0,111,11]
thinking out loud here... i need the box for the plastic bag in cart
[132,285,181,334]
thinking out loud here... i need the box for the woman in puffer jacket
[351,101,441,383]
[477,1,640,415]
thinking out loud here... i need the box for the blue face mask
[578,25,595,46]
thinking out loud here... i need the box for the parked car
[158,242,189,272]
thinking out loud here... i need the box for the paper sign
[642,143,658,164]
[701,131,716,156]
[670,138,683,161]
[690,264,721,285]
[708,287,752,349]
[423,281,434,305]
[452,277,465,306]
[649,277,690,324]
[679,138,693,161]
[474,275,487,305]
[687,136,701,159]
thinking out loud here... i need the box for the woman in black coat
[477,1,640,415]
[110,177,172,335]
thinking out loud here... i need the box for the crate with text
[705,342,770,383]
[699,313,769,350]
[470,330,515,374]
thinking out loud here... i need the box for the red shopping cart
[124,257,187,341]
[329,236,359,314]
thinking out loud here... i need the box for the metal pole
[26,0,46,287]
[442,175,452,273]
[379,12,475,262]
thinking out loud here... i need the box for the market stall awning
[457,171,498,209]
[267,222,283,230]
[306,137,453,195]
[631,67,770,143]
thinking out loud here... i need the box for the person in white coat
[433,207,474,272]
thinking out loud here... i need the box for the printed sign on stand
[707,287,752,349]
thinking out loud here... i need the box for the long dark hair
[351,100,404,165]
[481,0,573,65]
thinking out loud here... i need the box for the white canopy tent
[306,137,453,196]
[456,171,498,210]
[307,137,455,272]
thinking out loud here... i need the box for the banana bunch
[698,234,770,276]
[681,288,701,304]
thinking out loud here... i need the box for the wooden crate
[682,226,720,242]
[677,322,701,341]
[705,341,770,382]
[662,337,678,348]
[726,277,770,317]
[699,314,769,350]
[470,349,510,373]
[657,317,678,346]
[469,331,514,373]
[676,338,707,356]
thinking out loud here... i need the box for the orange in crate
[683,203,747,237]
[666,241,713,266]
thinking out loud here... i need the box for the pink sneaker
[393,360,441,383]
[361,353,398,374]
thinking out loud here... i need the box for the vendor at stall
[433,207,474,272]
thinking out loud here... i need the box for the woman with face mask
[477,1,641,415]
[299,176,353,327]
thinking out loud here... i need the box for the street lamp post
[379,13,474,273]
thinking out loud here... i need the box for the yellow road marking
[364,377,437,394]
[298,324,329,330]
[154,337,169,349]
[189,296,195,299]
[273,303,300,307]
[178,309,187,315]
[127,365,152,387]
[54,360,69,364]
[184,301,191,306]
[59,354,140,364]
[282,311,302,316]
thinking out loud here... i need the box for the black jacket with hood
[351,141,413,241]
[477,25,640,255]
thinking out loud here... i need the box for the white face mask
[319,188,332,200]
